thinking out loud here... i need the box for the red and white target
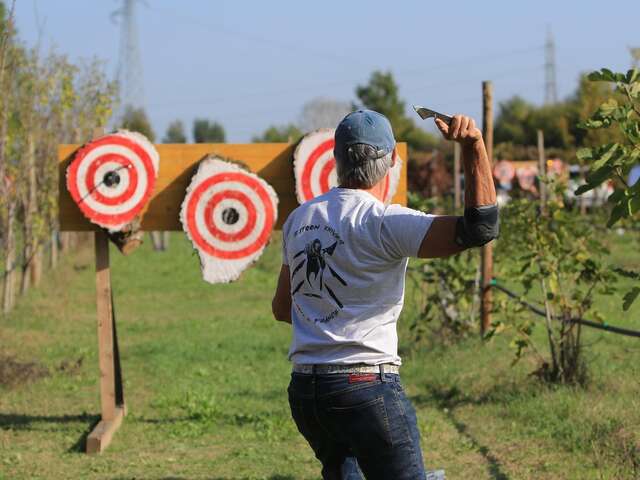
[180,156,278,284]
[66,130,159,231]
[293,129,402,205]
[516,166,538,193]
[493,160,516,186]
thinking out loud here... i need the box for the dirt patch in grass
[0,354,49,388]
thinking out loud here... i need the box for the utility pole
[544,27,558,105]
[112,1,166,250]
[112,0,145,117]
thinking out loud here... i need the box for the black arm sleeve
[454,204,499,248]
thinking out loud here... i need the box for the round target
[294,129,336,203]
[66,130,159,231]
[294,129,402,205]
[516,166,538,192]
[180,156,278,284]
[493,160,516,188]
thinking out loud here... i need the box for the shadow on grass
[412,386,511,480]
[0,412,100,453]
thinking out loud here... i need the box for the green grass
[0,231,639,479]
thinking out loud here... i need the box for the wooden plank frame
[58,142,408,231]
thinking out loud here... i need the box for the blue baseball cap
[334,110,396,163]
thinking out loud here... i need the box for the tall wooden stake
[537,129,547,212]
[480,81,494,336]
[454,142,461,210]
[85,128,126,454]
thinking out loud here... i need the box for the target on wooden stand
[180,156,278,284]
[66,130,159,232]
[293,128,401,205]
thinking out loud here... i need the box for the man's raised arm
[417,115,498,258]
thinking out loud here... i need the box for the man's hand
[417,113,497,258]
[435,115,482,146]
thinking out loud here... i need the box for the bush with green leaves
[407,193,480,344]
[492,191,617,384]
[576,67,640,310]
[576,68,640,226]
[408,250,480,345]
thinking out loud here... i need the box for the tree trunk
[20,218,31,295]
[21,132,38,293]
[30,246,42,287]
[60,231,70,253]
[2,204,16,314]
[540,279,559,378]
[50,230,58,269]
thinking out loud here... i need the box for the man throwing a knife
[272,109,498,479]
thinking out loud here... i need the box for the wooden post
[480,81,494,336]
[537,129,547,212]
[454,142,461,210]
[85,128,126,454]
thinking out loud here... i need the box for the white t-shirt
[282,187,434,365]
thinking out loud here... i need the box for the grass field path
[1,234,639,479]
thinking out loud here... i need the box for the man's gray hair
[336,144,393,189]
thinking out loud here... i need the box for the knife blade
[413,105,453,126]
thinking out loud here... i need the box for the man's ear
[390,147,397,167]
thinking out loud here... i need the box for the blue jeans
[288,371,443,480]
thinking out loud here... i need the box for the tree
[0,4,116,311]
[252,124,302,143]
[494,96,573,150]
[494,96,533,145]
[299,97,351,132]
[193,118,225,143]
[120,106,155,141]
[163,119,186,143]
[355,70,437,151]
[567,74,623,148]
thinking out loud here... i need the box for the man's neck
[339,174,387,203]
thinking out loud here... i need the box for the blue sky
[14,0,640,142]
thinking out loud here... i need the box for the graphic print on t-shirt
[290,228,348,321]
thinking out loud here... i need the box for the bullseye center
[221,207,240,225]
[103,171,121,188]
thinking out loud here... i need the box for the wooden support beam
[87,229,125,454]
[86,406,125,454]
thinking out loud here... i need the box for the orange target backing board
[58,142,407,231]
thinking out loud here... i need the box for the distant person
[272,110,498,480]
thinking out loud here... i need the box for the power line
[147,5,372,69]
[147,48,544,110]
